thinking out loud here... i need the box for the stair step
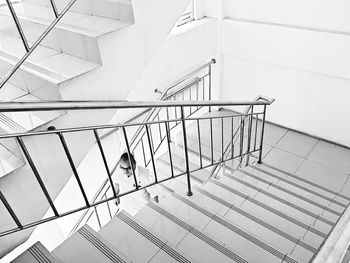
[0,142,24,178]
[224,169,339,224]
[0,81,27,101]
[0,42,99,85]
[98,210,194,263]
[53,225,131,263]
[0,2,130,64]
[25,0,134,22]
[12,241,62,263]
[0,94,64,133]
[143,200,288,263]
[207,177,331,237]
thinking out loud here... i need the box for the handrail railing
[0,98,274,238]
[0,0,80,89]
[206,95,275,183]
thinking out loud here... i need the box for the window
[175,0,195,27]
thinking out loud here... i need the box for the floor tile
[264,148,304,173]
[295,159,348,193]
[262,122,288,146]
[307,140,350,174]
[275,130,318,158]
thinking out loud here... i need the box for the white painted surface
[225,0,350,33]
[220,15,350,147]
[221,56,350,147]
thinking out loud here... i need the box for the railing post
[258,105,267,164]
[49,0,59,18]
[180,107,192,196]
[145,125,158,183]
[93,129,117,198]
[245,106,253,166]
[208,62,212,112]
[6,0,30,52]
[165,122,175,178]
[122,127,139,190]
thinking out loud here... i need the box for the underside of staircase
[11,110,350,263]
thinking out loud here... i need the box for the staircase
[0,0,134,179]
[10,106,350,263]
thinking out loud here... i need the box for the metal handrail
[0,99,272,112]
[206,95,275,183]
[0,0,80,89]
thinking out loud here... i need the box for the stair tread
[12,241,62,263]
[99,210,194,263]
[0,142,24,178]
[0,81,27,101]
[144,200,288,263]
[0,43,99,83]
[53,225,131,263]
[0,2,130,37]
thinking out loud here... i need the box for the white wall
[220,0,350,147]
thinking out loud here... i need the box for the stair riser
[0,17,101,63]
[23,0,134,22]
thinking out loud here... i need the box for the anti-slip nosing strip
[163,187,309,260]
[210,179,327,238]
[190,185,317,253]
[28,245,50,263]
[222,173,335,226]
[117,212,191,263]
[148,202,248,263]
[79,227,127,263]
[238,169,342,216]
[78,227,127,263]
[262,163,350,202]
[250,165,347,208]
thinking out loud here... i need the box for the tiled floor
[261,122,350,195]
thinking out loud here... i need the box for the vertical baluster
[0,191,23,229]
[196,81,199,111]
[104,193,112,220]
[254,113,258,151]
[210,118,213,164]
[221,117,224,161]
[49,0,59,18]
[165,122,174,178]
[197,119,203,168]
[6,0,30,52]
[231,116,234,159]
[258,105,267,164]
[122,127,139,190]
[208,62,212,111]
[239,116,244,166]
[141,137,147,167]
[17,137,59,216]
[180,107,192,196]
[246,107,253,166]
[93,129,117,198]
[189,87,192,115]
[157,114,163,142]
[93,206,102,229]
[58,133,90,207]
[145,125,158,183]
